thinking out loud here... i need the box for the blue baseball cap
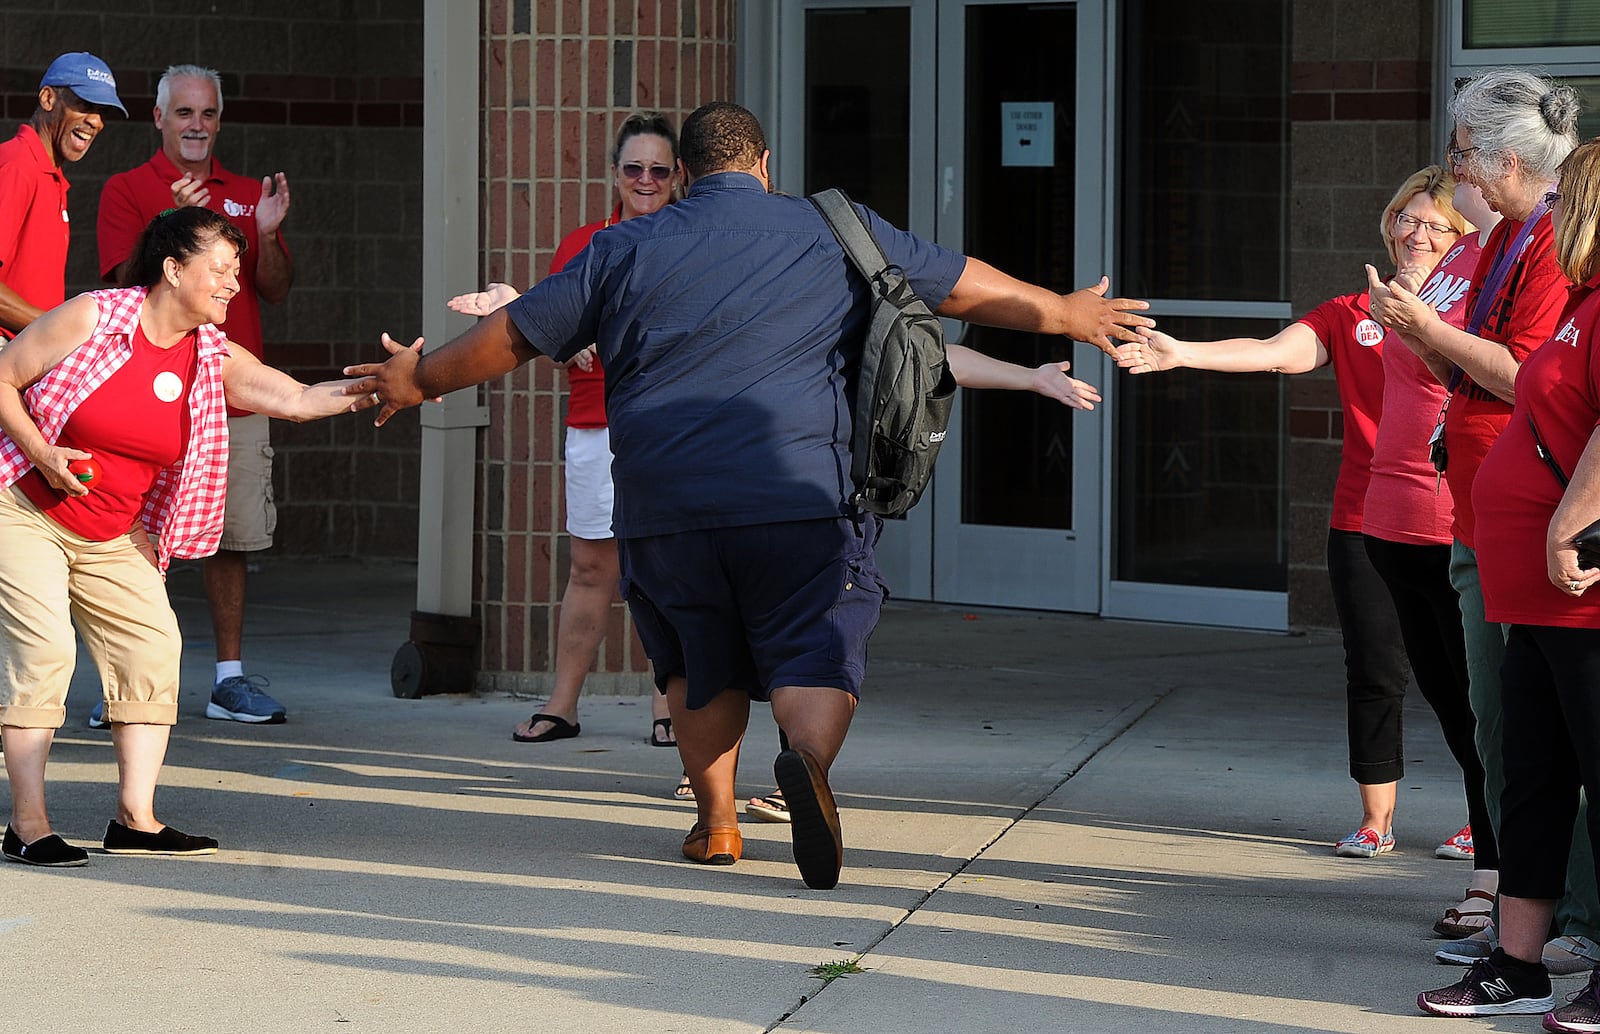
[39,52,127,116]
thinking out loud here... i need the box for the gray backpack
[810,188,956,518]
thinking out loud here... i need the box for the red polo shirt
[0,125,71,340]
[99,150,288,416]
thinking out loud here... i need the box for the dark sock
[1489,947,1551,980]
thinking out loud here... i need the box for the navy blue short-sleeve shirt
[506,172,966,538]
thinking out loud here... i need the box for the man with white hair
[96,64,294,725]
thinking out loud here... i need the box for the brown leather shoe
[774,748,843,889]
[682,823,742,865]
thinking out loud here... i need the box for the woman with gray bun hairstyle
[1366,68,1586,1016]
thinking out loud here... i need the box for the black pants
[1364,534,1496,870]
[1499,624,1600,899]
[1327,529,1410,784]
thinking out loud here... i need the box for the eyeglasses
[1543,190,1563,208]
[1446,144,1480,167]
[620,162,674,181]
[1392,212,1456,238]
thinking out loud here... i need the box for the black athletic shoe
[2,825,89,867]
[1419,951,1555,1017]
[1546,966,1600,1033]
[102,821,218,856]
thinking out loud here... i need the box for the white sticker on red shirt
[153,371,184,403]
[1355,319,1384,347]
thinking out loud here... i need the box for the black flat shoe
[2,825,89,867]
[102,821,218,856]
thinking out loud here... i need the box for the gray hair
[1450,67,1580,181]
[155,64,223,115]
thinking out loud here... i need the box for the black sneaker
[1546,966,1600,1033]
[1419,951,1555,1016]
[102,820,218,856]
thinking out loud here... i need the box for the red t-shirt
[547,207,620,429]
[1361,235,1484,545]
[98,151,285,415]
[1475,271,1600,627]
[1445,213,1568,547]
[0,125,70,340]
[19,321,198,541]
[1297,294,1387,532]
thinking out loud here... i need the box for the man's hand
[257,173,291,237]
[345,334,428,427]
[1027,361,1101,411]
[169,173,211,209]
[1113,329,1180,374]
[447,283,518,317]
[1061,276,1155,356]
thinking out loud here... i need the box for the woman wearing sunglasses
[453,113,685,756]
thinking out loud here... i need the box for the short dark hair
[611,111,678,166]
[680,102,766,178]
[121,207,248,288]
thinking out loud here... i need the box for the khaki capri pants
[0,484,181,728]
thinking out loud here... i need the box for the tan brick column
[477,0,737,688]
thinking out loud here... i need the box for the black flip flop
[650,717,676,747]
[512,712,580,743]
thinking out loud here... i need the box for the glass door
[929,0,1106,610]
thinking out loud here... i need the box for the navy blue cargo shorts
[617,514,886,710]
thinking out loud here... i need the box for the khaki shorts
[220,412,276,552]
[0,485,182,728]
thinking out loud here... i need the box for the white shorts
[564,426,615,540]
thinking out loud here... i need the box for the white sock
[215,661,244,686]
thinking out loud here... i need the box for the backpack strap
[810,188,891,284]
[810,188,891,504]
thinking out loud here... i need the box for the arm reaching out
[938,262,1154,355]
[946,344,1101,410]
[1115,324,1328,375]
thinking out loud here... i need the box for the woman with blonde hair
[1118,167,1498,931]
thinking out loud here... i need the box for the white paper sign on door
[1001,102,1054,167]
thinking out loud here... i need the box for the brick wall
[1286,0,1436,628]
[475,0,738,688]
[0,3,424,560]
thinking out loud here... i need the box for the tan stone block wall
[1287,0,1437,629]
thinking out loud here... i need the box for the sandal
[744,789,791,823]
[650,717,677,748]
[511,712,580,743]
[672,774,694,801]
[1434,888,1496,938]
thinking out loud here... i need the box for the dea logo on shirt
[1354,319,1385,347]
[152,372,184,403]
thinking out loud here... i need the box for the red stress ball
[68,458,101,489]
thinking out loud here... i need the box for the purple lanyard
[1447,202,1550,392]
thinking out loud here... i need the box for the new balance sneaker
[1419,951,1555,1017]
[206,675,287,724]
[1437,925,1498,965]
[1546,937,1600,977]
[1437,824,1475,860]
[87,701,109,729]
[1335,826,1395,858]
[1546,965,1600,1033]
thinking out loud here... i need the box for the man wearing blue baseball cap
[0,52,126,340]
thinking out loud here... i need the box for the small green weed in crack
[810,958,865,983]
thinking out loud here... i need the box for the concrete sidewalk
[0,558,1539,1032]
